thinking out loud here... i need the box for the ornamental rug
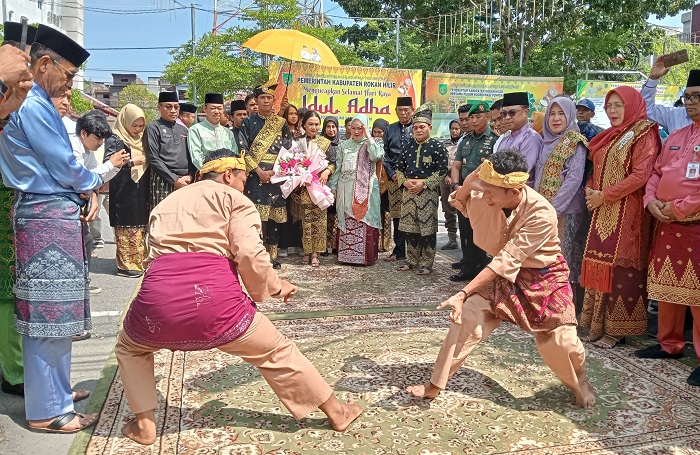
[260,252,463,315]
[78,311,700,455]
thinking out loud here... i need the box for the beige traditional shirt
[146,179,281,302]
[452,185,562,283]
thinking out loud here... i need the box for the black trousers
[457,211,489,273]
[391,217,406,259]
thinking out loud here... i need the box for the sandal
[592,335,625,349]
[28,411,98,434]
[397,264,414,272]
[72,388,90,402]
[417,267,432,275]
[302,254,311,264]
[311,255,320,267]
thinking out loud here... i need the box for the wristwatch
[451,182,460,190]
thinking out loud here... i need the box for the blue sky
[82,1,686,85]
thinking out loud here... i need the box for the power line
[86,46,179,51]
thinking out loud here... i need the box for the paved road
[0,206,141,455]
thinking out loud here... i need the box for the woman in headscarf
[297,110,337,267]
[104,104,149,278]
[372,118,393,252]
[328,115,384,265]
[533,96,589,312]
[322,116,340,254]
[578,86,661,348]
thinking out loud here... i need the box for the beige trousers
[115,312,333,420]
[430,294,586,395]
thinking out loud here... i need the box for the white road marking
[91,310,122,317]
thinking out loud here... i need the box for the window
[120,78,129,83]
[102,94,109,99]
[38,0,43,8]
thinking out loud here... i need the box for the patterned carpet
[72,253,700,455]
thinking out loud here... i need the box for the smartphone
[661,49,689,68]
[19,17,28,52]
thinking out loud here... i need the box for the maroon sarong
[337,217,378,265]
[477,255,578,332]
[123,252,256,351]
[648,221,700,306]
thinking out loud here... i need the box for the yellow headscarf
[478,159,529,189]
[113,104,147,183]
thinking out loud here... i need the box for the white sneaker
[278,248,288,258]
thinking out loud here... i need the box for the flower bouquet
[271,141,335,209]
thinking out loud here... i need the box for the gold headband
[478,160,529,189]
[200,153,246,175]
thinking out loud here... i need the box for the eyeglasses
[159,103,180,111]
[682,93,700,105]
[52,58,77,80]
[500,109,523,119]
[604,102,624,111]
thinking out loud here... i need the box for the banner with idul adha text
[425,72,564,137]
[269,62,422,128]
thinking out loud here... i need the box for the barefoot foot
[121,412,157,445]
[574,379,596,408]
[329,401,363,432]
[406,382,441,399]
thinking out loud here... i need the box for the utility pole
[395,17,400,68]
[191,3,197,103]
[212,0,218,35]
[487,0,493,75]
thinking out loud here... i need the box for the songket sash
[351,141,372,221]
[123,252,256,351]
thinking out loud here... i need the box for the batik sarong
[647,221,700,306]
[123,252,255,350]
[476,255,578,332]
[399,188,439,237]
[149,172,174,212]
[13,192,91,337]
[337,217,378,265]
[0,183,14,303]
[115,226,147,272]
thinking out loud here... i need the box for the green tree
[117,84,158,122]
[162,0,367,104]
[70,90,93,115]
[335,0,694,91]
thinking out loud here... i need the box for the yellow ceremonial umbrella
[242,29,341,67]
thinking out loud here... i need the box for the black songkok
[204,93,224,105]
[230,100,247,112]
[179,103,197,114]
[686,70,700,88]
[502,92,529,108]
[158,92,179,103]
[396,96,413,108]
[3,22,37,45]
[33,24,90,67]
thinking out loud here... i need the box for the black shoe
[449,271,470,282]
[451,261,464,270]
[634,344,684,359]
[688,367,700,387]
[1,378,24,396]
[685,329,694,345]
[272,260,282,270]
[117,269,144,278]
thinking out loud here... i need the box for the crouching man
[115,148,362,444]
[407,149,595,408]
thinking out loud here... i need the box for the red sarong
[648,221,700,306]
[123,252,256,351]
[337,217,378,265]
